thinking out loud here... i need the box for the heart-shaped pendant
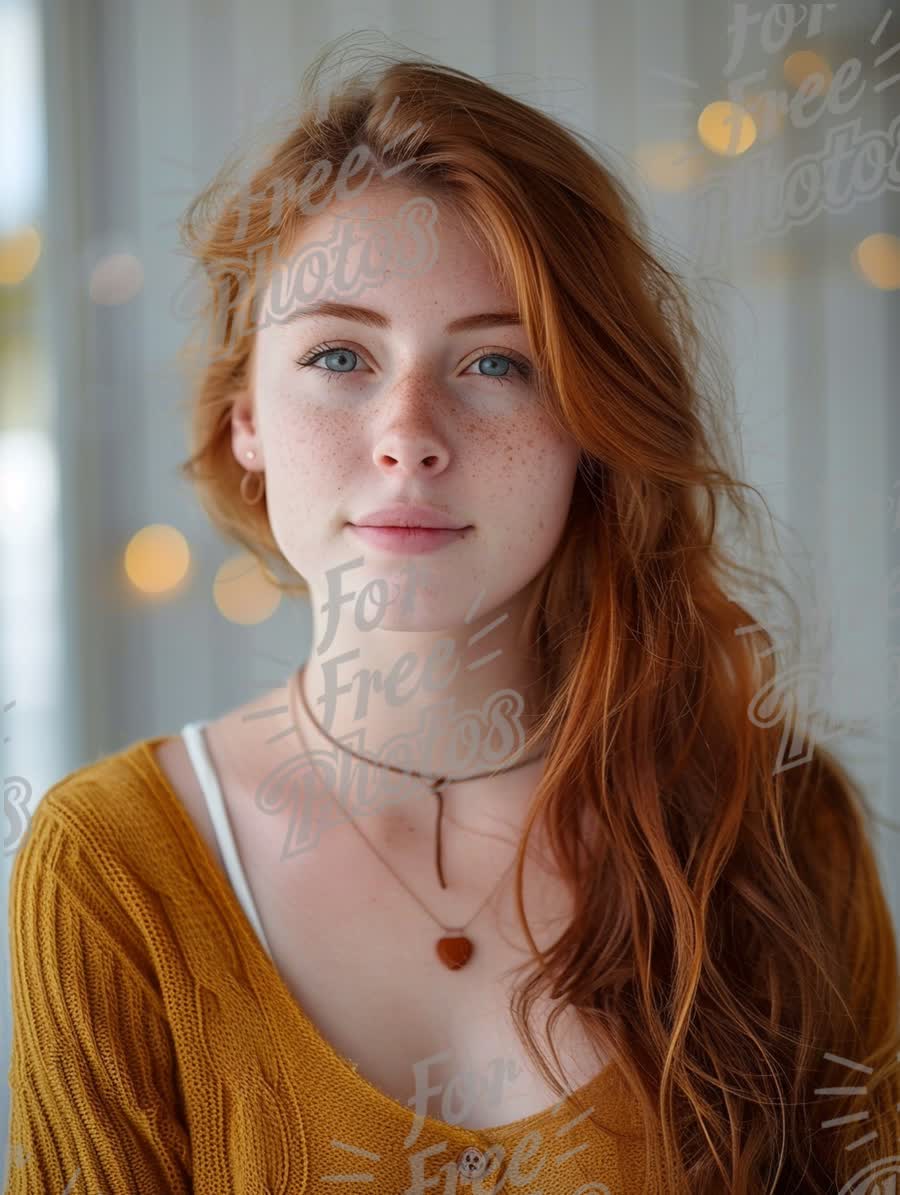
[436,935,473,970]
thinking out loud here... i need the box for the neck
[291,577,549,840]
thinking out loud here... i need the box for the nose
[373,435,449,474]
[371,372,451,477]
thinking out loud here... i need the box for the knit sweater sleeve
[3,784,193,1194]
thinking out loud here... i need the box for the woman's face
[232,181,582,631]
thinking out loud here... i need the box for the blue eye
[294,344,533,387]
[472,354,529,384]
[298,347,361,376]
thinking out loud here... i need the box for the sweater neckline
[135,734,626,1145]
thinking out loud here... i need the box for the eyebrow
[283,299,522,335]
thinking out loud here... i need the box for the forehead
[258,181,515,323]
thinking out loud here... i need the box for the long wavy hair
[175,35,900,1193]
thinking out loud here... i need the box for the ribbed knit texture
[4,735,655,1193]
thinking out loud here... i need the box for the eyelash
[293,342,534,387]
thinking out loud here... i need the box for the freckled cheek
[478,436,574,525]
[484,420,573,482]
[263,404,359,474]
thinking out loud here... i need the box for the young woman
[6,43,899,1195]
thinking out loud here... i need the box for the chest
[157,725,608,1134]
[237,778,606,1131]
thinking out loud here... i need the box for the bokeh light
[783,50,833,94]
[635,140,707,191]
[0,225,41,286]
[124,524,191,596]
[89,251,144,305]
[852,234,900,290]
[697,101,757,157]
[213,553,282,625]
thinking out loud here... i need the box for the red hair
[176,37,900,1192]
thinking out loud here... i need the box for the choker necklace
[289,667,546,970]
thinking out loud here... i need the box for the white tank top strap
[179,720,273,960]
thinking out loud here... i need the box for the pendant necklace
[289,667,546,970]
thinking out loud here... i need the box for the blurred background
[1,0,897,1172]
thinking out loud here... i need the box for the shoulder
[8,735,207,955]
[19,736,188,864]
[5,748,196,1195]
[15,738,159,858]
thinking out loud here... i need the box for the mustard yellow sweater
[4,735,655,1193]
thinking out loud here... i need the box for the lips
[347,523,470,556]
[351,503,470,531]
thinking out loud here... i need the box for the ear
[230,387,263,469]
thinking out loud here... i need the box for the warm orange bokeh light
[213,553,282,625]
[852,234,900,291]
[124,524,191,596]
[0,226,41,286]
[697,102,757,157]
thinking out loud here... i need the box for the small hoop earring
[240,469,265,505]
